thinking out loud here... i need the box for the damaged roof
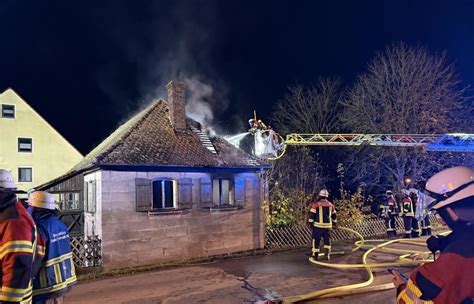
[72,99,265,171]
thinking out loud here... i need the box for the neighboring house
[37,81,268,270]
[0,88,83,192]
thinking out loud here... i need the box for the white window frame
[1,104,15,119]
[152,179,177,210]
[85,180,97,213]
[18,137,33,153]
[18,167,33,183]
[212,178,234,206]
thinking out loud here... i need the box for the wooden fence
[265,214,442,250]
[70,235,102,268]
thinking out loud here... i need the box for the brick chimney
[166,80,186,131]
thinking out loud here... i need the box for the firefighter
[393,166,474,303]
[28,191,77,304]
[381,190,398,238]
[0,169,36,303]
[400,190,415,238]
[308,189,337,261]
[408,189,421,238]
[420,212,432,236]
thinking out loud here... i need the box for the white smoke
[183,76,216,134]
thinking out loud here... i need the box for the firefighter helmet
[27,191,56,210]
[319,189,329,198]
[425,166,474,210]
[0,169,16,190]
[386,190,393,195]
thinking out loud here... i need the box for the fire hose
[282,227,440,303]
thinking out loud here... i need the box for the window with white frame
[18,167,32,182]
[54,192,80,210]
[18,138,32,152]
[1,104,15,118]
[152,179,177,209]
[84,180,97,213]
[212,178,234,206]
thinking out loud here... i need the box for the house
[0,88,83,192]
[37,81,268,270]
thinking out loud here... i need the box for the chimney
[166,80,187,131]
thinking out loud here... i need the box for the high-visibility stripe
[397,280,435,304]
[318,206,323,224]
[32,276,77,296]
[71,262,76,277]
[54,263,63,284]
[323,245,331,249]
[0,240,32,249]
[314,223,332,228]
[0,286,32,302]
[39,269,47,288]
[310,208,316,213]
[43,252,73,267]
[0,241,34,258]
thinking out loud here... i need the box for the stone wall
[100,170,265,270]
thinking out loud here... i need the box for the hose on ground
[283,227,441,303]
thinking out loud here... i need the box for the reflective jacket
[308,199,337,229]
[397,227,474,303]
[387,196,397,214]
[31,210,76,301]
[379,197,395,218]
[0,200,36,303]
[401,197,415,217]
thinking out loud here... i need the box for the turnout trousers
[403,216,414,238]
[385,215,397,238]
[312,227,331,259]
[411,218,421,238]
[421,215,432,236]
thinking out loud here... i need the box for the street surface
[66,240,426,303]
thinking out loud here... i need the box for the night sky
[1,0,473,154]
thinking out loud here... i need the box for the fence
[265,214,442,250]
[70,235,102,268]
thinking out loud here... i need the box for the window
[213,179,233,206]
[18,167,32,182]
[54,192,80,210]
[85,180,97,213]
[152,179,176,209]
[1,104,15,118]
[18,138,32,152]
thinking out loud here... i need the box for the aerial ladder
[235,112,474,159]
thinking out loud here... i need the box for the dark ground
[65,238,429,303]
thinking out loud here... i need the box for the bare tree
[271,77,344,135]
[342,42,471,192]
[267,146,325,226]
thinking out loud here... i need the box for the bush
[265,188,311,229]
[333,190,365,226]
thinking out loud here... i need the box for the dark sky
[1,0,473,154]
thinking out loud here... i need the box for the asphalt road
[65,240,427,303]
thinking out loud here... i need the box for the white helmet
[27,191,56,210]
[0,169,16,190]
[425,166,474,210]
[319,189,329,198]
[386,190,393,195]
